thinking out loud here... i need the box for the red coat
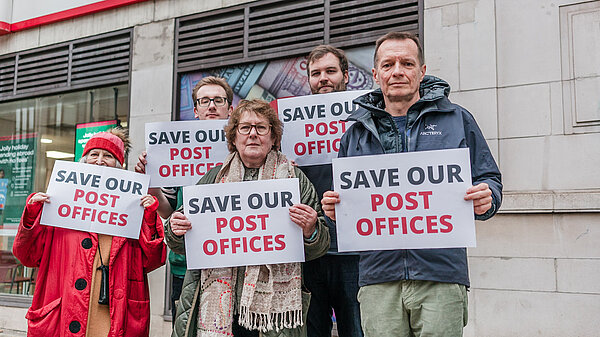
[13,193,167,337]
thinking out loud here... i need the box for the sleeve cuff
[475,199,497,221]
[304,227,318,243]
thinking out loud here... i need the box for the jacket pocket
[25,297,62,333]
[125,298,150,335]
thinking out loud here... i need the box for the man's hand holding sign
[323,148,485,251]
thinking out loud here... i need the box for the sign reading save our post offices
[183,179,305,269]
[40,160,150,239]
[145,120,229,187]
[278,90,369,166]
[333,148,476,252]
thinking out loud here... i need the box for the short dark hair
[374,32,424,67]
[192,76,234,106]
[224,99,283,153]
[306,45,349,76]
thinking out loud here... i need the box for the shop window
[0,85,128,300]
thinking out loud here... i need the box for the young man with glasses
[135,76,234,327]
[191,76,234,120]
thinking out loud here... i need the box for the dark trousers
[304,254,363,337]
[171,274,185,328]
[232,315,260,337]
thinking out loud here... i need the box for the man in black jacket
[321,32,502,337]
[302,45,363,337]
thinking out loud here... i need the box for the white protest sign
[40,160,150,239]
[333,148,475,252]
[278,90,369,166]
[145,120,229,187]
[183,178,304,269]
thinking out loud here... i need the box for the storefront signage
[74,120,120,162]
[332,148,476,252]
[0,133,37,232]
[40,160,150,239]
[183,178,305,269]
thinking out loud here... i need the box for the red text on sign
[304,121,348,137]
[294,139,340,156]
[159,162,222,177]
[202,235,286,255]
[169,146,212,160]
[73,189,120,207]
[216,214,269,233]
[57,204,128,226]
[370,191,433,211]
[355,215,453,236]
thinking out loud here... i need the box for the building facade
[0,0,598,336]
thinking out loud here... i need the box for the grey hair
[79,155,123,169]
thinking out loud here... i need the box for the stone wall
[424,1,600,335]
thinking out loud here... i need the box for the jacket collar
[350,75,453,128]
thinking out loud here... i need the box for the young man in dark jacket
[301,45,363,337]
[321,32,502,337]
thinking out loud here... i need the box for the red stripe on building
[0,21,10,35]
[10,0,148,32]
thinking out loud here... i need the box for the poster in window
[0,133,37,232]
[178,47,376,120]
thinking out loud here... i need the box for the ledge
[499,190,600,213]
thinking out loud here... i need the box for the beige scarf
[197,151,303,336]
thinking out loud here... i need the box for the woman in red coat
[13,129,166,337]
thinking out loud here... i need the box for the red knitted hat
[82,132,125,164]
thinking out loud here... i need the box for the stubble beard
[311,81,348,94]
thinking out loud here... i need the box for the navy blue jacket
[339,75,502,287]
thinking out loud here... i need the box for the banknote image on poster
[0,133,37,231]
[178,46,376,120]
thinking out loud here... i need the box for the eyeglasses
[237,123,271,136]
[196,96,228,107]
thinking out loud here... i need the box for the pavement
[0,329,26,337]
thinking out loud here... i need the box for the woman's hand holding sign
[289,204,317,239]
[140,195,157,209]
[29,192,51,205]
[170,211,192,237]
